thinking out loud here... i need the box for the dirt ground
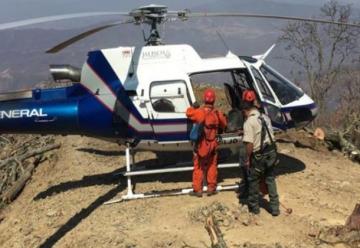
[0,134,360,248]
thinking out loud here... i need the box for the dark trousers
[248,150,279,213]
[238,143,249,198]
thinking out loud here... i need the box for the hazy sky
[1,1,202,22]
[0,0,358,23]
[0,0,358,91]
[272,0,359,4]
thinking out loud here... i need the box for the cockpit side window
[250,66,275,103]
[260,65,304,105]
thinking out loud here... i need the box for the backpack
[189,123,204,142]
[190,108,220,142]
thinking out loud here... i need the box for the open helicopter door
[146,78,194,145]
[247,64,287,129]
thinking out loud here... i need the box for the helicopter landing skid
[104,145,240,205]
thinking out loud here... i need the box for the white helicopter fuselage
[0,44,317,152]
[80,44,317,151]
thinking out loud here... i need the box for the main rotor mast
[130,5,168,46]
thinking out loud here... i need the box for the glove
[192,101,200,109]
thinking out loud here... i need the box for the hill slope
[0,135,360,247]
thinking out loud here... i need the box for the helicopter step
[122,162,239,177]
[104,145,240,205]
[104,185,240,204]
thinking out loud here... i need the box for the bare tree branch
[278,0,360,116]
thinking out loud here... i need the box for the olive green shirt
[243,108,275,152]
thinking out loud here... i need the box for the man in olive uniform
[242,101,280,216]
[238,90,261,201]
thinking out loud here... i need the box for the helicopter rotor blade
[182,12,360,28]
[46,19,134,54]
[0,12,129,31]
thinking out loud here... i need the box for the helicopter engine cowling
[50,65,81,82]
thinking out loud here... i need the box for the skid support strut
[104,145,240,205]
[125,144,134,198]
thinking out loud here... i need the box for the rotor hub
[129,5,170,46]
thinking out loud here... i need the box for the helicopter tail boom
[0,84,117,138]
[0,88,80,135]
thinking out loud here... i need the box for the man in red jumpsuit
[186,89,227,197]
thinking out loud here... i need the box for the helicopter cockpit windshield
[260,65,304,105]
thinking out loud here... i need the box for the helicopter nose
[310,104,318,119]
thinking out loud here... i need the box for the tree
[333,68,360,146]
[278,0,360,117]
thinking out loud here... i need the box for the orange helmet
[242,90,256,102]
[203,88,216,104]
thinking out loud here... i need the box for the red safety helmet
[242,90,256,102]
[203,88,216,104]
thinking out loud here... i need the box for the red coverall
[186,105,227,193]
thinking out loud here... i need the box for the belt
[254,143,276,156]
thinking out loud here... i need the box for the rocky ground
[0,134,360,248]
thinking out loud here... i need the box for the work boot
[238,189,249,200]
[243,213,261,226]
[189,191,202,198]
[206,191,218,197]
[271,209,280,217]
[249,207,260,215]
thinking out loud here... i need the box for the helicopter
[2,5,354,151]
[0,4,359,200]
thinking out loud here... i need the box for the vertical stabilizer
[253,44,276,61]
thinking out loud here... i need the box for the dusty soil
[0,134,360,248]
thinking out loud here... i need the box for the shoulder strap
[213,109,220,120]
[204,108,219,127]
[259,114,274,152]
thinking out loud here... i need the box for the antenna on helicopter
[216,30,231,52]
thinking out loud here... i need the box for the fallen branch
[205,214,228,248]
[0,143,60,170]
[0,174,8,192]
[301,128,360,163]
[0,135,11,145]
[319,128,360,162]
[2,163,36,203]
[338,133,360,162]
[0,143,60,202]
[276,130,326,151]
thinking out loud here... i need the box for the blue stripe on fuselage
[87,50,190,140]
[87,51,144,120]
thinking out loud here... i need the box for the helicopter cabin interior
[145,58,308,134]
[147,67,257,134]
[149,70,311,138]
[189,69,254,132]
